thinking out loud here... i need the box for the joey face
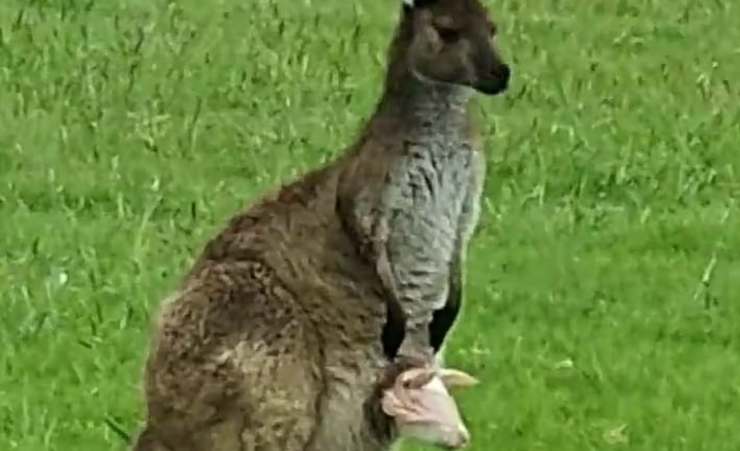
[381,364,479,449]
[403,0,510,95]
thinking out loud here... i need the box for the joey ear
[402,367,437,389]
[438,369,479,389]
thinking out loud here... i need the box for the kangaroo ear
[403,0,437,9]
[438,369,479,389]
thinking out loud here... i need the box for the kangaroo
[132,0,509,450]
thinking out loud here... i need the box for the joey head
[374,356,479,449]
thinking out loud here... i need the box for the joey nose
[444,427,470,449]
[451,426,470,448]
[440,422,469,449]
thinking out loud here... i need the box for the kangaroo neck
[372,69,474,136]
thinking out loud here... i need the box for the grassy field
[2,0,739,450]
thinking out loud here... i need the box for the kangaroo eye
[436,26,460,43]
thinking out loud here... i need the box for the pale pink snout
[381,366,478,448]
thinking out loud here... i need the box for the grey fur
[351,87,485,359]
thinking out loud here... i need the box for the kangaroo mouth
[475,78,508,95]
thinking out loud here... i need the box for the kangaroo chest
[384,135,479,332]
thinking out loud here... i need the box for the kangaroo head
[399,0,510,95]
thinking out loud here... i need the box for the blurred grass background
[1,0,739,449]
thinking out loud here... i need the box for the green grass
[1,0,739,450]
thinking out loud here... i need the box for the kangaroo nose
[495,63,511,83]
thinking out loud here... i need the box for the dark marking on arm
[428,246,462,354]
[381,284,407,359]
[375,233,406,360]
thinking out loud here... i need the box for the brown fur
[132,1,509,450]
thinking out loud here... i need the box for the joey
[371,355,479,449]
